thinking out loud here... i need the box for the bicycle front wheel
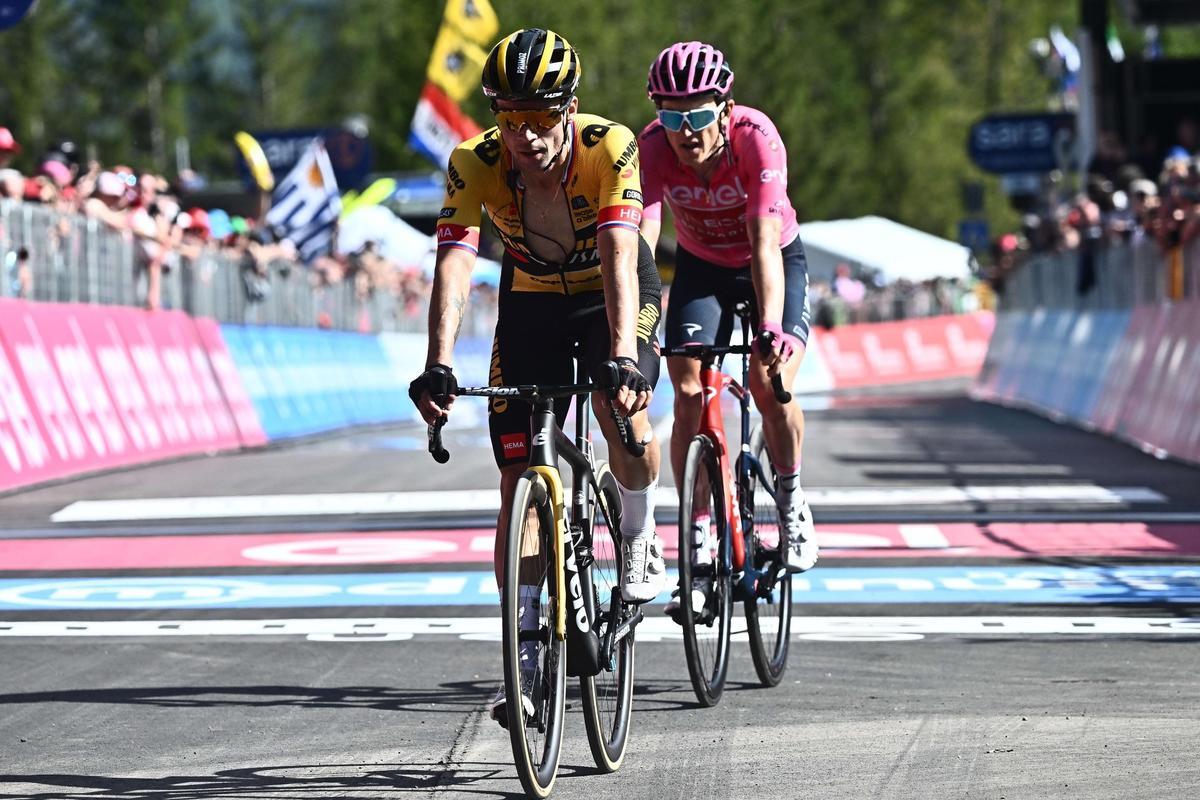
[677,434,733,707]
[743,424,793,687]
[579,464,635,772]
[502,472,567,798]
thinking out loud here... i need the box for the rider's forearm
[599,227,640,361]
[747,216,785,324]
[426,247,475,367]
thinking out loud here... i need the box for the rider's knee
[749,376,788,419]
[673,385,702,420]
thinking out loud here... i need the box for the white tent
[797,216,973,284]
[338,206,500,286]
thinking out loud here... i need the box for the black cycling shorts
[488,236,662,468]
[664,234,811,349]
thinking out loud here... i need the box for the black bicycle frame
[523,370,639,677]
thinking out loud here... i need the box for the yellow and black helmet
[482,28,581,103]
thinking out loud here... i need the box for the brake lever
[428,417,450,463]
[603,361,646,458]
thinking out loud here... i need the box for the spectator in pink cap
[0,127,20,161]
[40,160,71,188]
[0,127,22,199]
[84,171,132,232]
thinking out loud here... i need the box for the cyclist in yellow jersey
[408,28,667,725]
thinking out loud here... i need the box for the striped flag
[408,81,483,169]
[408,0,498,168]
[265,140,342,263]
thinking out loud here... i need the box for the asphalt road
[1,389,1198,799]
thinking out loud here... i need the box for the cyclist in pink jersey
[638,41,817,616]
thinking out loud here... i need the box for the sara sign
[968,113,1075,174]
[0,0,36,31]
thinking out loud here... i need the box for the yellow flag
[234,131,275,192]
[426,25,490,103]
[340,178,397,219]
[443,0,499,45]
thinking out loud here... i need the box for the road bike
[427,361,644,798]
[663,304,795,706]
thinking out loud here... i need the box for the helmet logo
[516,52,528,74]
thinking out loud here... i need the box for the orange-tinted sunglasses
[493,105,567,134]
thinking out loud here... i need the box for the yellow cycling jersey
[436,113,644,295]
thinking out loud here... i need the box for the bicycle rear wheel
[579,465,635,772]
[677,434,733,707]
[743,424,793,687]
[502,472,567,798]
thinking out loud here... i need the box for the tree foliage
[0,0,1087,237]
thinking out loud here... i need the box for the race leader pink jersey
[639,105,800,268]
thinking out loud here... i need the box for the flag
[265,140,341,263]
[426,25,491,103]
[443,0,499,45]
[409,82,483,169]
[409,0,498,168]
[1106,22,1125,64]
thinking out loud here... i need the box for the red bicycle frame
[695,360,752,572]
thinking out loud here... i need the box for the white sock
[616,477,657,540]
[777,470,803,512]
[692,513,712,566]
[518,585,539,669]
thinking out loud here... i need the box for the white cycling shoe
[663,576,712,622]
[782,495,819,573]
[489,673,536,729]
[621,532,668,603]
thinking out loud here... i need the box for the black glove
[607,356,651,396]
[408,364,457,408]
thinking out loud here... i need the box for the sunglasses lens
[496,108,562,133]
[657,106,721,132]
[685,108,718,131]
[657,110,686,132]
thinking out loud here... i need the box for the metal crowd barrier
[1,200,499,334]
[1002,235,1200,311]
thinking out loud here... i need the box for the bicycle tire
[677,434,733,707]
[743,424,793,687]
[579,464,635,772]
[502,472,567,798]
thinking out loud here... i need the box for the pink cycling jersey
[639,105,800,268]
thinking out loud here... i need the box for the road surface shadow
[0,760,547,799]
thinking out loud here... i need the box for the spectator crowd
[0,125,477,330]
[987,118,1200,296]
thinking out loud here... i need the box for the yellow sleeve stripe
[531,30,556,88]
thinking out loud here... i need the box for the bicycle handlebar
[425,375,646,462]
[661,343,792,404]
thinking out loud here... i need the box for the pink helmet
[647,41,734,100]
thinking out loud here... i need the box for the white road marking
[898,524,952,549]
[0,616,1195,641]
[49,484,1168,522]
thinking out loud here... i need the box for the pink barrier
[193,318,267,447]
[816,312,994,389]
[1115,300,1200,462]
[0,299,253,493]
[978,299,1200,466]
